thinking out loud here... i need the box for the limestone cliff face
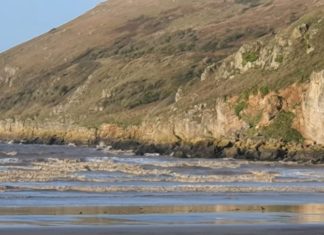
[98,100,247,144]
[0,71,323,148]
[201,34,292,82]
[171,100,247,143]
[0,119,96,144]
[302,70,324,145]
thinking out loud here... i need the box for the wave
[2,184,324,193]
[0,158,20,164]
[0,157,317,184]
[0,151,17,156]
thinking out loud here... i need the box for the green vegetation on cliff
[262,112,304,143]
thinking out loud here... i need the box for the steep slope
[0,0,324,155]
[160,8,324,147]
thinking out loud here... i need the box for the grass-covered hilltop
[1,0,324,162]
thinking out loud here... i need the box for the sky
[0,0,102,52]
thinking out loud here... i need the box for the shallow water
[0,143,324,227]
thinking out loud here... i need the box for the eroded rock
[302,70,324,145]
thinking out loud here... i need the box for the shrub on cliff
[261,111,304,143]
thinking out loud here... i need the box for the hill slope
[1,0,324,158]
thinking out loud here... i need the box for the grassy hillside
[0,0,323,130]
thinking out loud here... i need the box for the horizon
[0,0,101,53]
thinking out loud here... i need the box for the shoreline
[2,137,324,165]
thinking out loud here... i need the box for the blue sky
[0,0,102,52]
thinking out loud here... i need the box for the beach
[0,143,324,234]
[1,225,324,235]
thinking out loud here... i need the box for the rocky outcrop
[0,65,19,87]
[96,99,247,145]
[0,119,97,144]
[141,100,246,144]
[291,22,319,54]
[208,34,292,81]
[203,18,323,83]
[302,70,324,145]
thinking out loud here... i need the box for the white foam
[144,153,160,157]
[1,151,17,156]
[111,157,163,165]
[85,157,110,163]
[0,158,19,164]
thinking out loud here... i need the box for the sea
[0,143,323,227]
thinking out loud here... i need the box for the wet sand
[1,225,324,235]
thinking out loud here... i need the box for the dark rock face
[258,149,287,161]
[111,139,140,151]
[286,151,324,164]
[135,144,162,155]
[173,151,188,159]
[223,147,239,158]
[93,135,324,164]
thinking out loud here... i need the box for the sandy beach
[0,144,324,234]
[1,225,324,235]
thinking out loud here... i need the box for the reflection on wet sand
[0,204,324,226]
[2,204,324,215]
